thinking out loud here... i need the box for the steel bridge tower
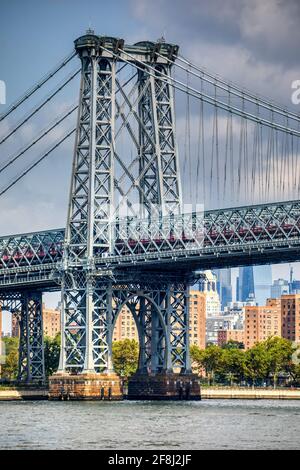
[49,32,200,400]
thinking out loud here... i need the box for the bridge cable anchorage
[0,51,76,123]
[115,47,300,137]
[0,68,80,145]
[0,127,75,197]
[0,104,77,175]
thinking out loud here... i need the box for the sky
[0,0,300,329]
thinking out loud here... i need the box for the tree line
[1,335,299,388]
[0,335,139,381]
[190,337,300,387]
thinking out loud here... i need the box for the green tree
[264,336,295,388]
[44,333,61,377]
[191,344,223,385]
[222,340,244,350]
[112,339,139,378]
[190,344,206,375]
[244,342,269,387]
[221,348,246,385]
[288,363,300,385]
[1,337,19,380]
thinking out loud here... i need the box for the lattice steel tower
[51,32,200,399]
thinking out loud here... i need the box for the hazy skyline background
[1,0,300,328]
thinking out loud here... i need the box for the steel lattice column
[138,62,182,217]
[165,282,191,373]
[60,34,117,373]
[110,280,191,375]
[18,292,45,382]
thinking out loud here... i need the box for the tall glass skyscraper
[236,266,255,302]
[236,266,272,305]
[215,269,232,309]
[254,266,272,305]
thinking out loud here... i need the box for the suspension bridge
[0,32,299,399]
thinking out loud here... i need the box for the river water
[0,399,299,449]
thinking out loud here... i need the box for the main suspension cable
[176,54,300,124]
[111,47,300,137]
[0,104,77,174]
[0,68,80,145]
[0,128,75,197]
[0,51,76,122]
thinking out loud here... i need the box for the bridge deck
[1,199,300,290]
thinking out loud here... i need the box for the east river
[0,399,299,449]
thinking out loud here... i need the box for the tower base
[48,372,123,400]
[127,372,201,400]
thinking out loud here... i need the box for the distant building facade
[43,304,61,338]
[281,294,300,343]
[244,298,281,349]
[217,329,244,347]
[271,279,289,298]
[206,314,239,345]
[113,304,139,342]
[189,290,206,349]
[11,304,61,339]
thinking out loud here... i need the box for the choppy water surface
[0,399,299,449]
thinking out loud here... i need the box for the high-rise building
[281,294,300,343]
[236,266,272,305]
[215,268,232,309]
[244,298,281,349]
[289,267,300,294]
[198,270,221,317]
[236,266,255,302]
[271,279,289,298]
[189,290,206,349]
[254,266,272,305]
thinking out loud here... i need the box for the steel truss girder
[1,201,300,281]
[58,275,191,374]
[1,292,45,382]
[0,229,64,270]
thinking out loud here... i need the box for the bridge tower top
[74,33,179,64]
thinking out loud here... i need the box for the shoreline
[201,388,300,400]
[0,387,300,401]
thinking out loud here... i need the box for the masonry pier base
[127,372,201,400]
[48,373,123,400]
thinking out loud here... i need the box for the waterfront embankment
[201,387,300,399]
[0,389,48,400]
[1,387,300,400]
